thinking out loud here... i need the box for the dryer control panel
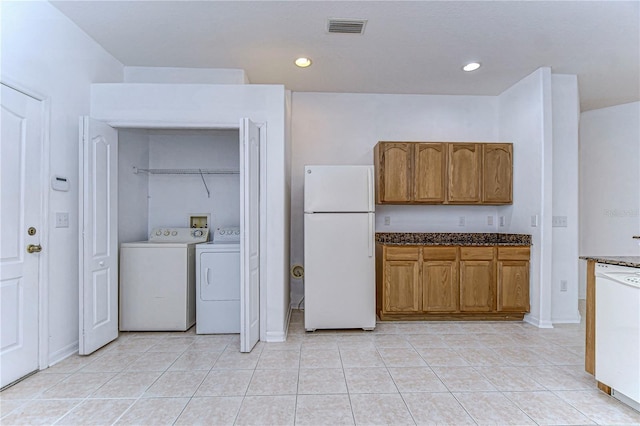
[149,227,209,243]
[214,227,241,244]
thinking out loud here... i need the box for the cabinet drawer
[460,247,494,260]
[385,246,421,261]
[498,247,530,260]
[423,247,457,260]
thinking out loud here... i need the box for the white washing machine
[119,227,209,331]
[196,227,241,334]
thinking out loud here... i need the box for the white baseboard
[265,331,286,342]
[264,307,292,343]
[48,341,78,367]
[524,313,554,329]
[551,312,582,324]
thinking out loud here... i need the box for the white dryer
[119,227,209,331]
[196,227,241,334]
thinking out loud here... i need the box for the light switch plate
[531,215,538,227]
[55,212,69,228]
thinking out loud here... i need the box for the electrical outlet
[487,216,494,226]
[384,216,391,226]
[552,216,568,227]
[458,216,465,227]
[560,280,568,292]
[55,212,69,228]
[499,216,505,227]
[531,215,538,227]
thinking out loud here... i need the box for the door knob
[27,244,42,253]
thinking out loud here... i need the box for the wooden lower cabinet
[381,247,421,313]
[422,247,458,312]
[376,244,529,320]
[459,247,495,312]
[497,247,530,312]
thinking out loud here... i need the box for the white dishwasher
[595,262,640,411]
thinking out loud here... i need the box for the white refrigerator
[303,165,376,331]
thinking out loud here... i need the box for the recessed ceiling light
[295,57,312,68]
[463,62,481,72]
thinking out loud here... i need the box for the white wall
[147,130,240,232]
[90,83,291,341]
[498,68,553,328]
[550,75,581,323]
[1,1,123,363]
[290,92,500,306]
[118,130,150,243]
[579,101,640,296]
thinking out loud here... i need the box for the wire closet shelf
[132,167,239,198]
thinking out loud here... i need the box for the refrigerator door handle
[368,212,374,257]
[367,166,374,211]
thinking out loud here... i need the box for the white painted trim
[0,78,51,371]
[47,341,78,367]
[38,98,51,370]
[259,123,268,343]
[105,120,240,130]
[524,313,554,328]
[551,312,582,324]
[282,305,292,340]
[265,331,287,343]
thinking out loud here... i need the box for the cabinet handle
[205,268,211,286]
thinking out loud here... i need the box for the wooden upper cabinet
[375,142,412,203]
[414,143,446,203]
[448,143,481,203]
[483,144,513,204]
[374,142,512,205]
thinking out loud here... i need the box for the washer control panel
[149,227,209,243]
[213,227,241,244]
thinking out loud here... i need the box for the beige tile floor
[2,310,640,425]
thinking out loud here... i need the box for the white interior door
[0,84,43,387]
[79,117,118,355]
[239,118,260,353]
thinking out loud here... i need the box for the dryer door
[200,251,240,301]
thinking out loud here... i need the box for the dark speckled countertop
[579,256,640,268]
[376,233,532,246]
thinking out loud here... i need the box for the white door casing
[79,117,118,355]
[240,118,260,353]
[0,84,43,387]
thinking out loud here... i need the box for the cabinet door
[382,247,421,313]
[422,247,458,312]
[482,144,512,204]
[497,260,529,312]
[375,142,412,203]
[459,247,495,312]
[414,143,446,203]
[448,143,481,203]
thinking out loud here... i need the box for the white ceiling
[50,0,640,111]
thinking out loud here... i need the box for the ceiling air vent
[327,18,367,34]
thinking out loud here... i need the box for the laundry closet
[117,128,242,335]
[77,80,291,355]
